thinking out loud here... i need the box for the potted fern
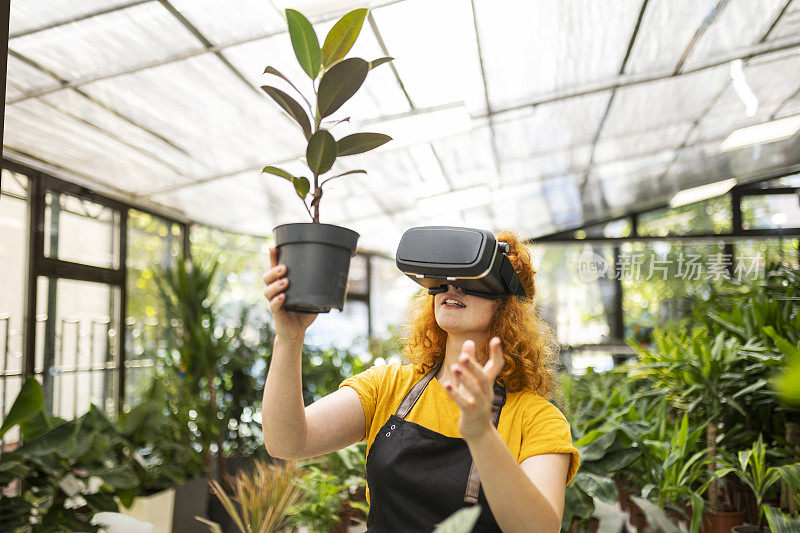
[261,8,392,313]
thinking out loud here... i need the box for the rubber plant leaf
[285,9,321,79]
[293,176,310,199]
[369,57,394,70]
[0,376,44,438]
[317,58,369,119]
[262,166,296,183]
[306,130,338,176]
[337,132,392,156]
[322,8,368,68]
[260,86,312,140]
[263,66,312,109]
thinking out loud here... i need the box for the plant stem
[707,421,721,510]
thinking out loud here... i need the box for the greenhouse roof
[4,0,800,252]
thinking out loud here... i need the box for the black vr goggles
[395,226,527,300]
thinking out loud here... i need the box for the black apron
[365,360,506,532]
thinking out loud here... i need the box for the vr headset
[395,226,527,300]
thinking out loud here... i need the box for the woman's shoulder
[506,388,569,424]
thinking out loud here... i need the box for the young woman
[261,231,579,532]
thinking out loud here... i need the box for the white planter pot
[118,488,176,533]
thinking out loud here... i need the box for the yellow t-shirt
[339,362,580,502]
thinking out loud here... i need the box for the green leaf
[631,497,682,533]
[263,66,311,109]
[574,472,617,505]
[99,465,139,489]
[369,56,394,70]
[0,376,44,438]
[306,130,338,175]
[322,8,368,68]
[293,177,310,199]
[285,9,321,79]
[337,132,392,156]
[317,58,369,118]
[262,166,295,182]
[578,430,617,461]
[432,505,482,532]
[764,506,800,533]
[260,86,312,140]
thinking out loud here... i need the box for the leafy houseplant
[195,460,302,533]
[712,435,800,532]
[261,8,393,313]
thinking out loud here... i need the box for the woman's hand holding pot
[263,246,317,343]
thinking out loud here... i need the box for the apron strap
[395,361,442,420]
[464,384,506,504]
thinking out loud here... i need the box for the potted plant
[630,327,753,531]
[712,435,800,533]
[260,7,393,313]
[195,459,302,533]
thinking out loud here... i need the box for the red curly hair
[400,231,559,396]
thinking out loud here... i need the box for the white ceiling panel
[372,0,486,115]
[594,122,693,164]
[150,170,279,235]
[601,66,729,137]
[10,2,203,82]
[3,99,190,194]
[170,0,285,45]
[431,126,497,189]
[5,55,61,98]
[474,0,641,109]
[624,1,720,75]
[9,0,134,37]
[768,0,800,40]
[81,54,305,179]
[494,91,611,159]
[683,0,787,70]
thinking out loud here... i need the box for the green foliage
[630,497,682,533]
[0,378,198,532]
[262,8,394,223]
[289,467,349,532]
[713,434,800,529]
[432,505,482,532]
[764,505,800,533]
[0,376,44,438]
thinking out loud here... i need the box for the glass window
[35,277,121,420]
[741,194,800,230]
[43,190,120,269]
[125,209,182,408]
[637,195,732,236]
[0,169,28,447]
[734,238,799,271]
[530,242,616,347]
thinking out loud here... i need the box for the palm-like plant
[713,435,800,530]
[196,460,302,533]
[630,327,755,509]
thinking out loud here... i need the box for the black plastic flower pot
[273,222,359,313]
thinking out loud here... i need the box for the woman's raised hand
[443,337,505,442]
[263,246,317,343]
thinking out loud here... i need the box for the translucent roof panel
[623,0,722,75]
[9,0,135,37]
[493,92,611,159]
[600,66,729,138]
[169,0,285,45]
[474,0,642,109]
[9,2,203,83]
[683,0,788,70]
[4,99,193,195]
[768,0,800,40]
[371,0,487,116]
[6,55,61,95]
[5,0,800,253]
[80,54,305,182]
